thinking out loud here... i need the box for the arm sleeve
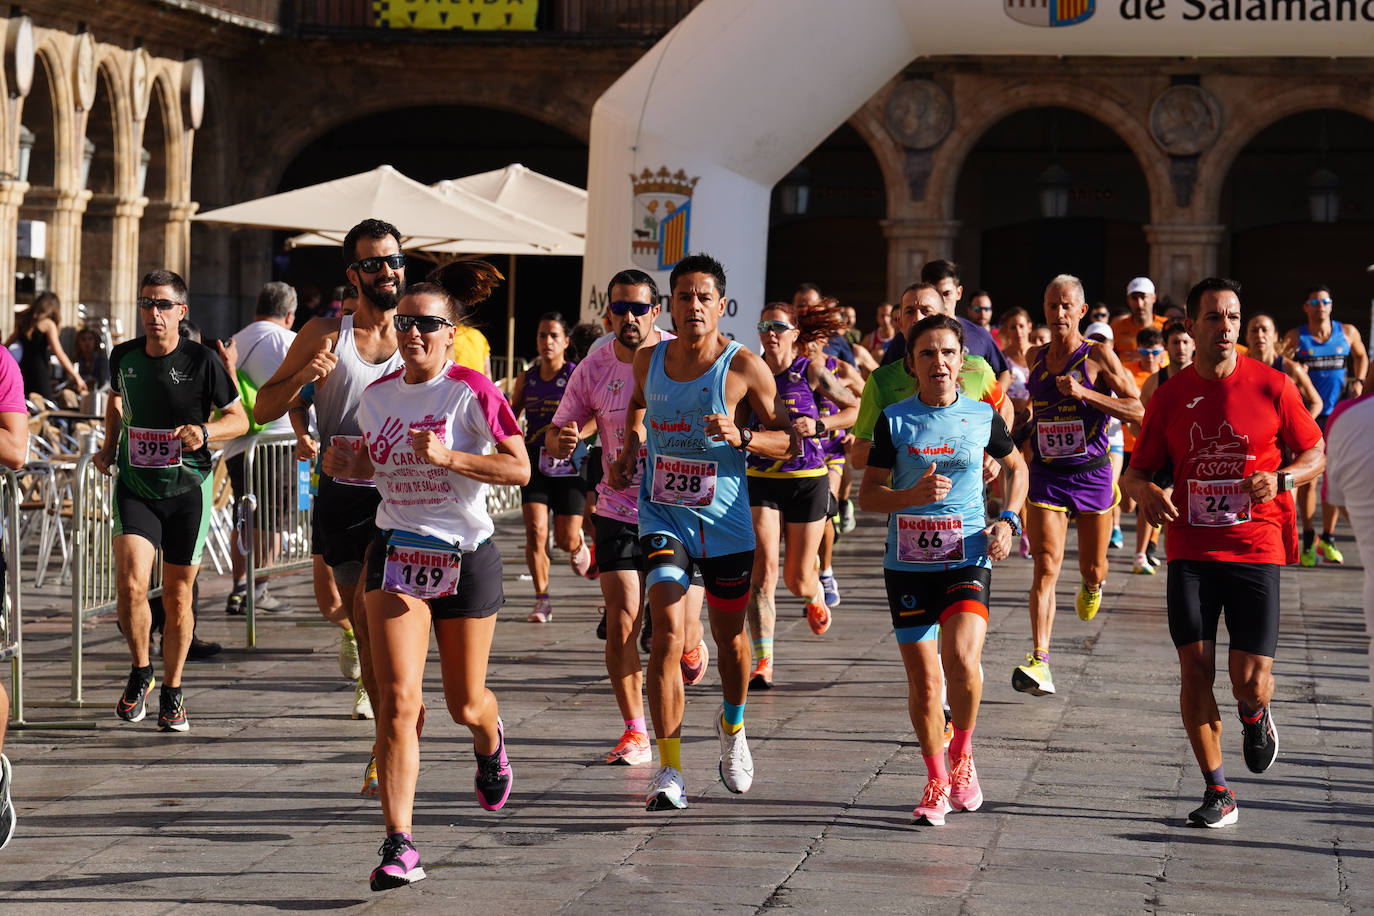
[986,411,1014,460]
[868,411,897,470]
[983,336,1009,375]
[852,375,882,440]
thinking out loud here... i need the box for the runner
[0,343,29,848]
[1123,277,1323,827]
[609,253,796,811]
[1013,274,1141,698]
[256,218,408,778]
[1082,321,1126,554]
[1243,314,1321,418]
[807,332,865,601]
[97,269,249,732]
[324,262,527,889]
[1282,285,1368,566]
[511,312,592,623]
[547,269,709,768]
[863,301,896,356]
[744,301,858,690]
[1125,326,1167,575]
[860,314,1027,826]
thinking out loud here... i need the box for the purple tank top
[523,361,576,443]
[816,355,847,458]
[747,355,825,475]
[1028,340,1110,468]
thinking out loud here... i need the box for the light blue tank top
[638,339,754,557]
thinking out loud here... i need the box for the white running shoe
[339,629,361,681]
[352,681,374,720]
[715,704,754,794]
[645,765,688,810]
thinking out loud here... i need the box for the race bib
[1187,479,1251,527]
[538,447,578,477]
[129,427,181,468]
[1037,419,1087,458]
[650,455,717,507]
[383,531,462,599]
[330,435,374,487]
[897,514,965,563]
[618,445,648,488]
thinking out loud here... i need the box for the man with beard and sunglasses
[256,219,406,788]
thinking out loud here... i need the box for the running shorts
[747,474,829,524]
[640,532,752,612]
[521,444,587,517]
[883,566,992,644]
[113,475,213,567]
[365,531,503,620]
[315,474,382,579]
[1166,559,1280,657]
[593,514,642,573]
[1028,461,1118,516]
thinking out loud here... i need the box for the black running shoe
[474,718,512,811]
[225,589,246,616]
[1187,785,1238,828]
[639,611,653,655]
[116,668,155,722]
[186,637,222,660]
[1240,705,1278,773]
[370,833,425,890]
[596,606,607,641]
[158,685,190,732]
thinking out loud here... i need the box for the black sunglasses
[609,300,654,317]
[393,314,453,334]
[350,253,407,274]
[137,297,183,312]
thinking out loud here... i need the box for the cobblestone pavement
[1,510,1370,914]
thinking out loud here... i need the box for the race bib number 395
[383,532,462,599]
[1187,479,1251,527]
[650,455,717,507]
[897,514,965,563]
[129,427,181,468]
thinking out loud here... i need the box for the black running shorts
[747,474,829,524]
[593,514,642,573]
[1166,559,1280,657]
[315,474,382,572]
[641,532,752,612]
[113,477,213,567]
[521,444,587,517]
[365,531,504,621]
[883,565,992,643]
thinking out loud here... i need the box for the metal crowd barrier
[240,432,314,647]
[1,469,25,721]
[486,484,522,518]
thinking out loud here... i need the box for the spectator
[5,292,87,404]
[73,328,110,391]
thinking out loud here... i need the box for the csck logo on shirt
[1189,420,1254,478]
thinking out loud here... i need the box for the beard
[616,321,644,350]
[363,273,405,311]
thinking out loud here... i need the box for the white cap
[1126,277,1155,296]
[1084,321,1114,342]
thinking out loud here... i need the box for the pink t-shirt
[0,348,26,414]
[552,332,673,525]
[357,362,522,549]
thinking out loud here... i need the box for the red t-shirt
[1129,357,1321,565]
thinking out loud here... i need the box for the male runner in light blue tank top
[611,253,797,811]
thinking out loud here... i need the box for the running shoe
[253,587,289,613]
[681,640,709,686]
[1131,553,1155,575]
[949,753,983,811]
[339,629,361,681]
[820,572,841,607]
[527,595,552,624]
[839,499,856,535]
[1187,785,1238,828]
[595,606,607,641]
[0,753,14,850]
[1317,537,1344,565]
[645,765,688,811]
[749,657,774,691]
[370,833,425,891]
[1109,526,1124,550]
[1239,704,1279,774]
[1145,541,1162,568]
[361,756,379,797]
[116,668,155,722]
[186,636,222,660]
[942,709,953,750]
[570,541,593,578]
[1299,544,1317,567]
[805,601,832,636]
[158,685,189,732]
[474,718,512,811]
[639,611,652,654]
[1076,579,1103,620]
[605,729,652,766]
[913,777,952,826]
[1019,532,1031,559]
[715,704,754,794]
[225,586,247,616]
[1012,653,1055,696]
[352,681,374,720]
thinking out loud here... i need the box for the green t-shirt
[853,355,998,440]
[111,337,239,499]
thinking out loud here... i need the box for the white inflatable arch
[582,0,1374,340]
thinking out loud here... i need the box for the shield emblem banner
[1005,0,1095,27]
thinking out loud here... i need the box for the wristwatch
[997,510,1023,537]
[1277,471,1295,493]
[738,426,753,452]
[199,423,209,447]
[814,417,827,437]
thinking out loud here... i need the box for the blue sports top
[637,339,755,557]
[1294,323,1350,417]
[868,392,1014,571]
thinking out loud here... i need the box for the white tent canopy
[438,163,587,240]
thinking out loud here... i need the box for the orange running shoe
[681,640,709,686]
[605,729,652,766]
[749,657,774,690]
[805,601,831,635]
[942,710,953,749]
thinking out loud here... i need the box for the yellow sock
[721,715,743,736]
[656,737,682,771]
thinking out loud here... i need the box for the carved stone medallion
[1150,85,1222,157]
[885,79,953,150]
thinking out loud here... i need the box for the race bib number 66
[897,514,965,563]
[650,455,717,507]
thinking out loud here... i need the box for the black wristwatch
[814,417,827,437]
[1277,471,1295,493]
[199,423,209,447]
[738,427,753,452]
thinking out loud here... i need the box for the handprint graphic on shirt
[369,416,408,466]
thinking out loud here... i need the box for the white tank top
[313,315,403,443]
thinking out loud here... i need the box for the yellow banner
[373,0,538,31]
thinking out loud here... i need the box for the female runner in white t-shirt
[324,260,529,892]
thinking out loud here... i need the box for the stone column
[0,181,29,337]
[1144,223,1227,308]
[880,218,961,300]
[109,195,147,335]
[164,200,198,278]
[23,187,92,327]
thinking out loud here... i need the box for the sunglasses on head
[350,253,407,274]
[393,314,453,334]
[1307,297,1332,306]
[757,319,795,334]
[609,300,654,317]
[1138,347,1164,357]
[137,297,182,312]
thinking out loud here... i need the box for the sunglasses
[1137,347,1164,357]
[137,297,182,312]
[350,253,407,274]
[969,305,992,314]
[609,300,654,317]
[1090,312,1110,321]
[393,314,453,334]
[757,320,795,334]
[1307,297,1332,306]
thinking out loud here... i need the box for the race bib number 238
[650,455,717,507]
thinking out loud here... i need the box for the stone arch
[1197,85,1374,223]
[86,51,134,197]
[142,70,181,200]
[926,82,1169,226]
[845,88,911,221]
[29,39,74,189]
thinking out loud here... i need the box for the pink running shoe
[475,717,513,811]
[913,777,952,826]
[570,542,594,578]
[681,640,709,686]
[949,753,983,811]
[527,595,552,624]
[370,833,425,891]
